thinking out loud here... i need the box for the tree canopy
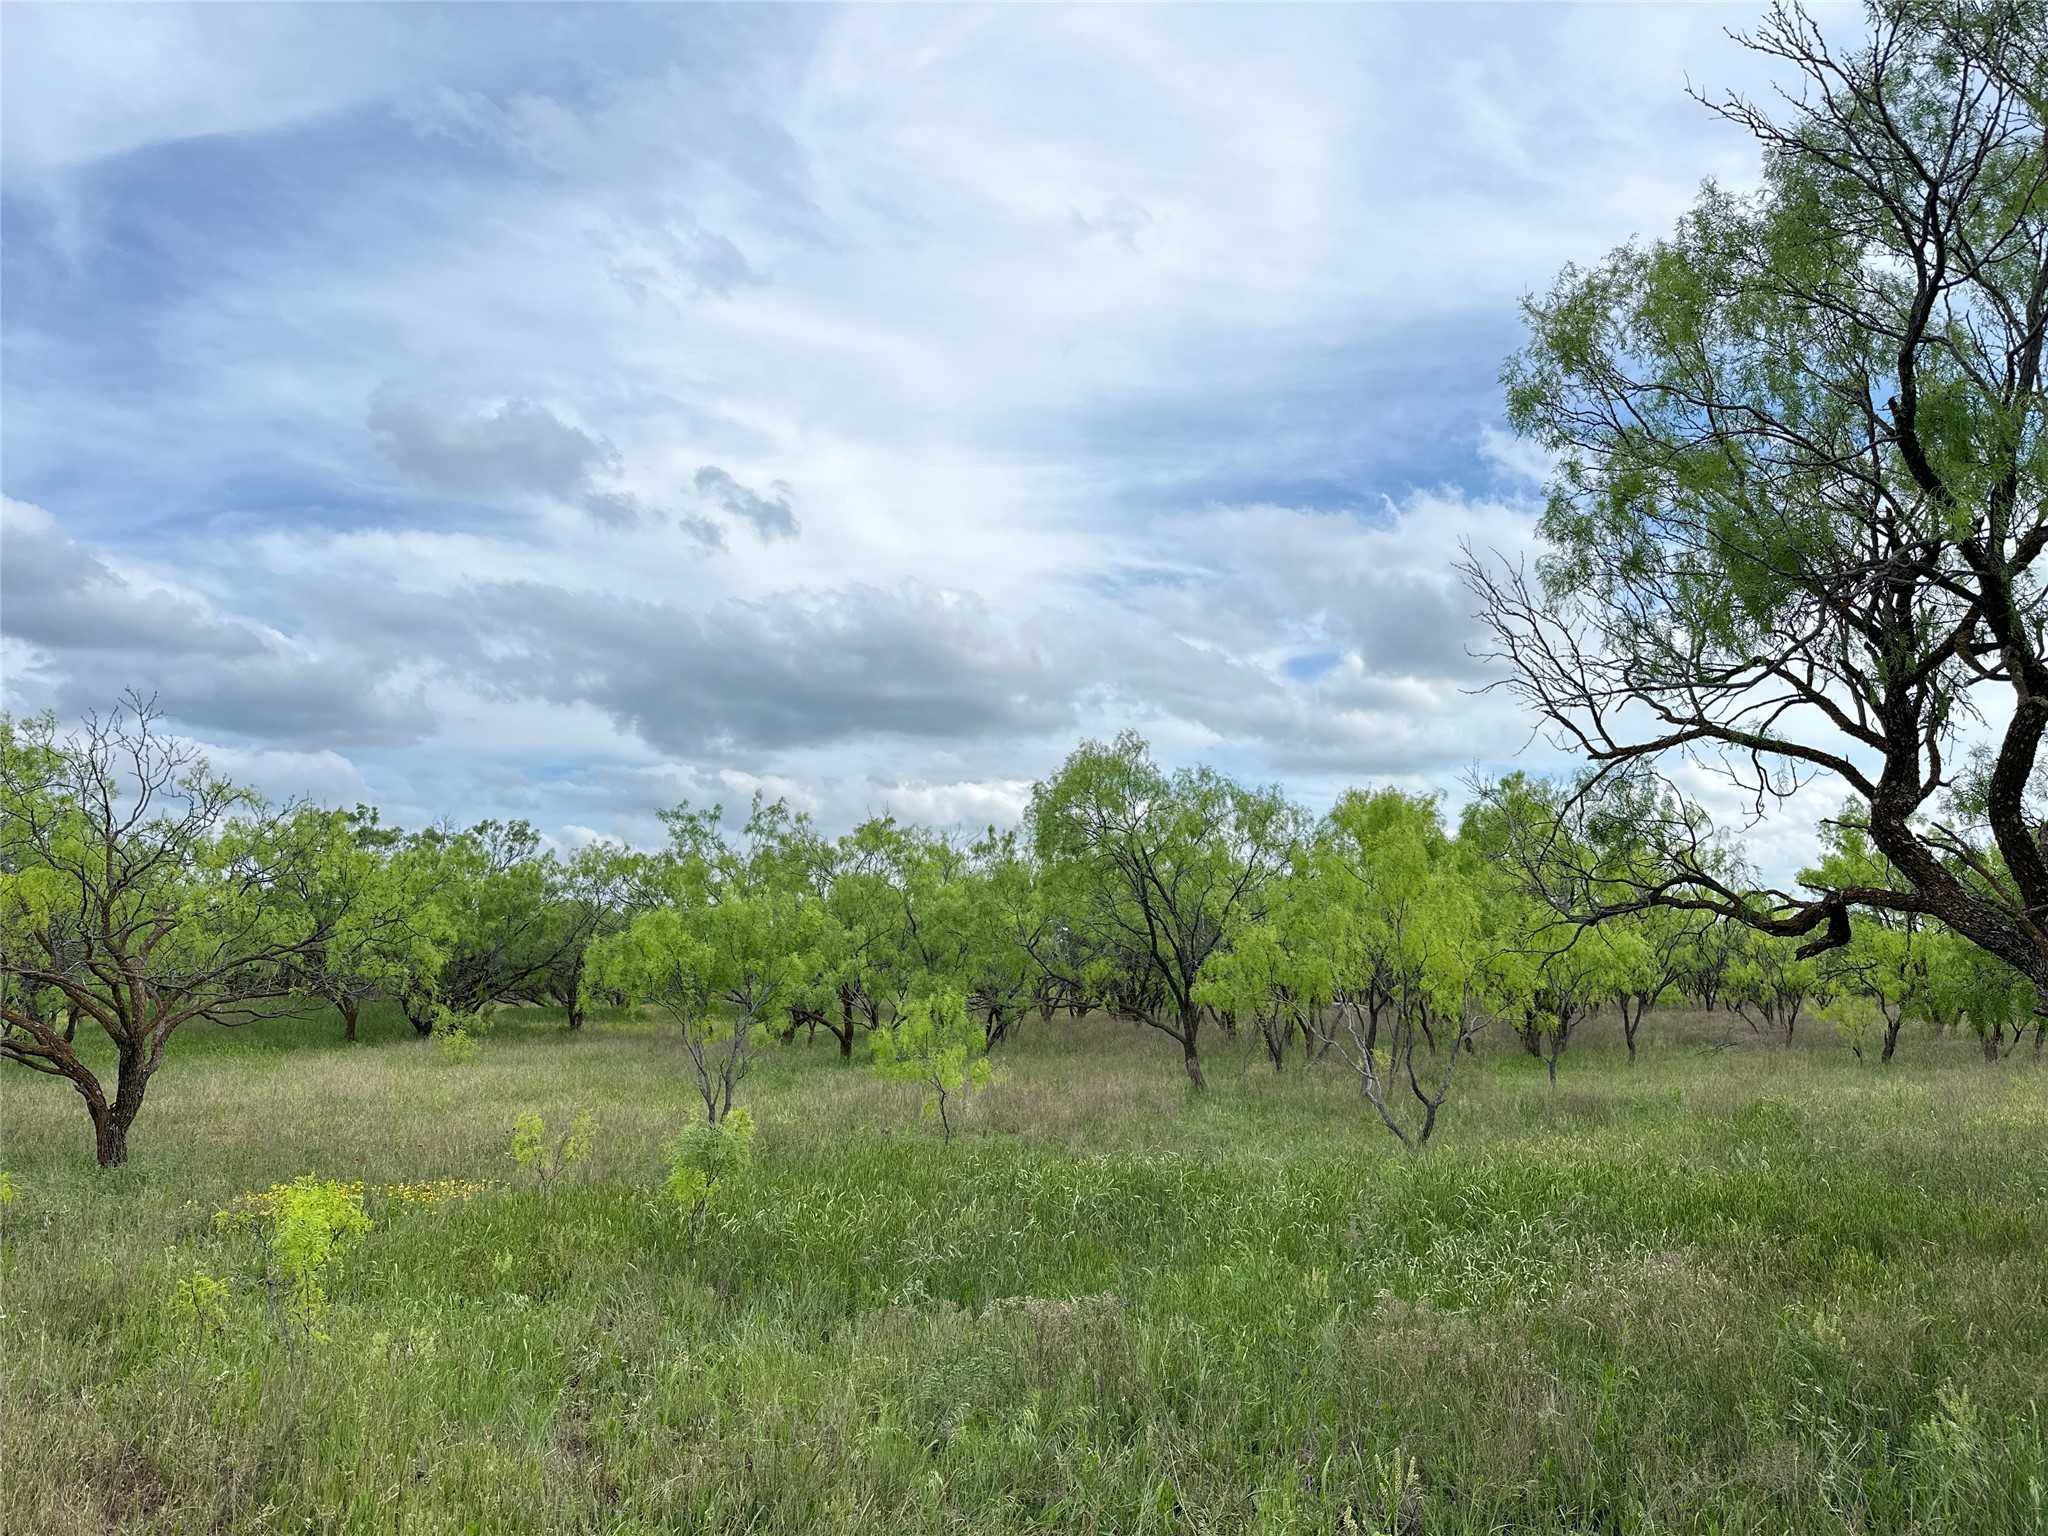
[1465,0,2048,1004]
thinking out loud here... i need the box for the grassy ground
[3,1006,2044,1534]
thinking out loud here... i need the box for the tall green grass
[4,1007,2044,1532]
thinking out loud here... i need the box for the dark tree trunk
[94,1115,130,1169]
[93,1050,153,1169]
[404,992,436,1036]
[1880,1009,1903,1064]
[1178,1007,1206,1091]
[340,995,360,1043]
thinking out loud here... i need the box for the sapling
[665,1106,756,1230]
[509,1109,595,1187]
[164,1262,230,1349]
[870,989,995,1141]
[430,1003,492,1063]
[215,1177,371,1343]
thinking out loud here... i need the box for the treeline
[3,703,2041,1168]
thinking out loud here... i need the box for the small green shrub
[163,1260,230,1348]
[509,1110,595,1187]
[665,1107,756,1224]
[215,1176,372,1339]
[430,1004,492,1063]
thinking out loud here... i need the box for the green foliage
[508,1110,595,1187]
[1029,731,1301,1087]
[215,1176,372,1338]
[1459,775,1631,1081]
[428,1003,493,1063]
[870,989,997,1140]
[586,799,829,1120]
[163,1261,230,1348]
[1726,927,1822,1043]
[664,1106,757,1222]
[273,803,453,1028]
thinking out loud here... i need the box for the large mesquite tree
[1028,732,1301,1090]
[0,703,423,1166]
[1465,0,2048,1008]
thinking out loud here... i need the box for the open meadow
[5,1009,2044,1535]
[8,3,2048,1533]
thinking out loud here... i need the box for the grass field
[3,1007,2045,1534]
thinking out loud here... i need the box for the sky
[0,1,1840,874]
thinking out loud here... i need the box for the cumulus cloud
[1,501,433,748]
[366,388,687,535]
[2,4,1824,873]
[462,578,1067,755]
[369,390,620,501]
[692,466,799,542]
[2,498,262,659]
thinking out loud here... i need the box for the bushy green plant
[215,1176,371,1339]
[508,1109,595,1187]
[431,1005,490,1063]
[163,1260,230,1348]
[664,1107,756,1224]
[1821,993,1881,1061]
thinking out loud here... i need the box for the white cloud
[1478,426,1558,488]
[3,2,1827,874]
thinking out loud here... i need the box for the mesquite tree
[1460,775,1629,1085]
[1727,924,1824,1043]
[272,805,445,1042]
[1603,909,1703,1063]
[1028,732,1301,1090]
[1464,0,2048,1014]
[0,703,418,1166]
[397,821,590,1031]
[1806,814,1925,1060]
[584,802,826,1121]
[1202,788,1498,1147]
[530,840,648,1029]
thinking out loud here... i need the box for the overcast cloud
[3,3,1837,873]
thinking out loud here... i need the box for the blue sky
[2,2,1836,872]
